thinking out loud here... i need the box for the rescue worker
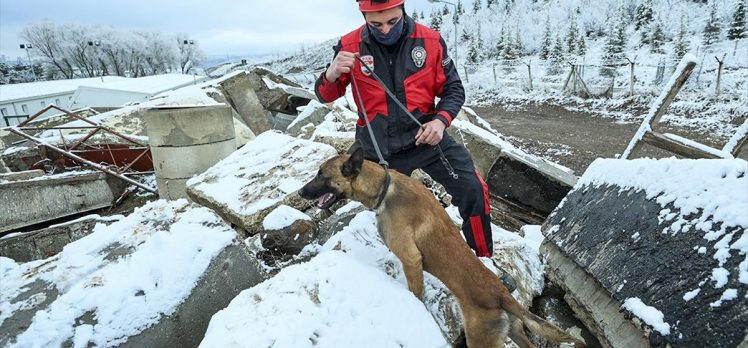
[315,0,495,259]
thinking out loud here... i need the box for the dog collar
[371,171,391,211]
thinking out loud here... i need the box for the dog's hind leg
[508,316,535,348]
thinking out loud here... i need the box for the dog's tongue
[317,193,334,208]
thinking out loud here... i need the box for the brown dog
[299,145,586,348]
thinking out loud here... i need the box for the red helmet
[358,0,404,12]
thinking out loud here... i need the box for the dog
[298,144,586,348]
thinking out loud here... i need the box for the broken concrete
[448,118,578,230]
[216,72,270,134]
[286,100,331,137]
[247,67,315,115]
[0,171,126,234]
[542,158,747,348]
[143,105,236,200]
[0,214,123,262]
[0,169,44,181]
[186,131,338,235]
[0,200,270,348]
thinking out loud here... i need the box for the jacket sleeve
[434,35,465,128]
[315,40,351,103]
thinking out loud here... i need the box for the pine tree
[703,1,722,48]
[468,39,481,64]
[461,28,472,42]
[496,23,507,56]
[566,19,579,54]
[540,17,553,60]
[635,0,654,31]
[411,9,419,21]
[548,35,566,75]
[486,0,496,8]
[578,33,587,56]
[430,9,443,31]
[649,20,666,54]
[457,0,465,15]
[728,0,747,40]
[500,27,517,59]
[601,19,626,77]
[473,0,482,14]
[443,5,450,15]
[674,15,690,60]
[420,11,425,19]
[514,31,524,56]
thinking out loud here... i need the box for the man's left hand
[415,119,446,146]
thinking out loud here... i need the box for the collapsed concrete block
[286,100,331,137]
[0,169,44,181]
[0,171,126,234]
[448,118,577,230]
[186,131,338,236]
[542,158,748,348]
[259,205,316,256]
[216,72,270,134]
[0,199,269,348]
[0,214,123,262]
[247,67,315,114]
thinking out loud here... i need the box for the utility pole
[19,44,37,81]
[88,40,103,82]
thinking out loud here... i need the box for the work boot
[491,259,517,293]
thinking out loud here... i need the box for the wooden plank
[642,130,721,159]
[649,61,696,127]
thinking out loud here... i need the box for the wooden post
[525,60,533,91]
[561,64,575,93]
[492,63,497,84]
[464,66,469,83]
[626,57,636,97]
[715,53,726,96]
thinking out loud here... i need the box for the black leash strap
[353,55,458,180]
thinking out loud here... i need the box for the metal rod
[8,127,157,194]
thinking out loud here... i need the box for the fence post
[464,65,469,83]
[561,63,575,93]
[715,53,726,96]
[626,57,637,97]
[525,60,533,91]
[492,63,497,84]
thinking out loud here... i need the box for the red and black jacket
[315,15,465,160]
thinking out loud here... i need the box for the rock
[0,171,127,234]
[246,67,315,115]
[286,100,331,137]
[542,158,748,348]
[186,131,338,236]
[259,205,316,256]
[0,199,269,348]
[531,284,602,348]
[215,72,270,135]
[0,214,123,262]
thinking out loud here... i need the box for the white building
[0,74,209,126]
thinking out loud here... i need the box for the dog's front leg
[392,244,424,300]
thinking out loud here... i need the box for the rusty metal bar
[8,127,157,194]
[69,127,102,151]
[119,148,151,173]
[20,126,99,131]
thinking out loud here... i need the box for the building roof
[77,74,206,94]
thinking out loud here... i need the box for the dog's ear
[342,146,364,177]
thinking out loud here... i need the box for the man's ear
[342,146,364,177]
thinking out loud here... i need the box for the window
[55,99,61,106]
[21,104,28,114]
[40,101,46,108]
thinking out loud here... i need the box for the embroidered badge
[359,55,374,76]
[442,56,451,67]
[411,46,426,68]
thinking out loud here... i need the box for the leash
[350,70,390,210]
[353,55,459,180]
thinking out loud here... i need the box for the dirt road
[471,103,745,175]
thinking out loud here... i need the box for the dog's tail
[500,293,587,348]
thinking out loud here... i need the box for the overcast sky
[0,0,440,60]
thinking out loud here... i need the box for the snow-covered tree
[486,0,496,8]
[674,15,690,60]
[429,9,443,31]
[548,35,566,75]
[728,0,747,40]
[540,17,553,60]
[635,0,654,31]
[467,39,481,64]
[566,19,579,54]
[457,0,465,15]
[472,0,482,14]
[578,33,587,57]
[411,9,419,21]
[649,20,666,54]
[443,5,450,15]
[702,1,722,49]
[601,19,627,77]
[461,28,472,42]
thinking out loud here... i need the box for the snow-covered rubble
[0,199,266,348]
[185,131,338,234]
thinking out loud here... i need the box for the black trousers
[384,134,494,257]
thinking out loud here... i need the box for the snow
[0,199,237,347]
[722,120,748,154]
[709,288,738,308]
[683,288,700,301]
[662,133,731,158]
[0,76,128,102]
[622,297,671,336]
[520,225,545,252]
[262,204,311,230]
[186,131,337,217]
[286,99,327,131]
[75,74,206,94]
[579,158,748,289]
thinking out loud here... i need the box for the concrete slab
[542,158,748,347]
[217,72,270,135]
[0,169,44,181]
[0,171,125,234]
[0,199,270,348]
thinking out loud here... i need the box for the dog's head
[298,142,364,209]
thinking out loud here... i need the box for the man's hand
[325,51,358,82]
[415,119,446,146]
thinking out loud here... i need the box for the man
[314,0,494,258]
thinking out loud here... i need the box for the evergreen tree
[548,35,566,75]
[566,19,579,54]
[420,11,425,19]
[443,5,450,15]
[540,17,553,60]
[635,0,654,30]
[461,28,473,42]
[486,0,496,8]
[703,1,722,48]
[601,19,627,76]
[649,20,666,54]
[411,9,419,21]
[674,15,690,60]
[468,39,481,63]
[473,0,482,14]
[578,33,587,56]
[430,9,443,31]
[500,27,517,59]
[514,31,524,56]
[728,0,747,40]
[457,0,465,15]
[496,23,507,56]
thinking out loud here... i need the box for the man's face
[363,6,404,35]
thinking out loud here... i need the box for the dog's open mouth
[317,193,339,209]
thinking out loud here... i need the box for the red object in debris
[71,145,153,171]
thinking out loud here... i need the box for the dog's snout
[298,187,309,199]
